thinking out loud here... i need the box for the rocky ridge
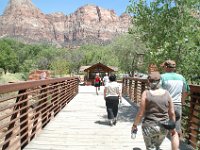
[0,0,131,47]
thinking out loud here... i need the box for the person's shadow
[133,148,142,150]
[94,120,110,126]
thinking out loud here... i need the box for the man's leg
[174,105,182,139]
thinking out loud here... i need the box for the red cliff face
[0,0,131,47]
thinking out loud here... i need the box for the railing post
[39,85,48,128]
[57,81,66,112]
[122,78,125,96]
[76,78,79,94]
[125,79,128,97]
[122,78,128,97]
[66,80,71,103]
[52,83,59,117]
[19,90,29,149]
[60,81,67,109]
[141,82,146,94]
[134,80,138,103]
[2,89,28,150]
[129,79,133,101]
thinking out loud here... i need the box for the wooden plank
[24,86,191,150]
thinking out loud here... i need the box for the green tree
[36,46,58,69]
[110,34,146,75]
[66,50,84,74]
[0,40,18,73]
[68,44,120,74]
[127,0,200,82]
[50,59,69,77]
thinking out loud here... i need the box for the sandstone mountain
[0,0,131,47]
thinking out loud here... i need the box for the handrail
[122,77,200,149]
[0,77,79,150]
[122,77,148,104]
[186,85,200,149]
[0,77,76,94]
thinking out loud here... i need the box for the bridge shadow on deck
[95,104,138,126]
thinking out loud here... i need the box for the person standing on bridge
[104,74,121,126]
[160,60,190,140]
[94,73,101,95]
[40,71,47,80]
[132,72,179,150]
[103,72,110,86]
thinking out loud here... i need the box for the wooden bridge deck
[24,86,192,150]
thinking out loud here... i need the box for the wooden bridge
[0,77,199,150]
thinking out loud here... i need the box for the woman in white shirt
[104,74,121,126]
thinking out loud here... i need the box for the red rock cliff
[0,0,131,47]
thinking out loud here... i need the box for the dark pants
[105,96,119,119]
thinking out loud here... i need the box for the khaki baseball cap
[161,60,176,68]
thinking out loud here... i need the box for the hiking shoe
[109,120,113,126]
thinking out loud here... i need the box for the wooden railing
[122,77,200,149]
[186,85,200,149]
[122,77,148,104]
[0,77,78,150]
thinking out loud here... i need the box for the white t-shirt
[40,72,47,80]
[105,82,120,97]
[103,76,109,85]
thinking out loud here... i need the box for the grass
[0,72,24,84]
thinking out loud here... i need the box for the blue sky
[0,0,132,16]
